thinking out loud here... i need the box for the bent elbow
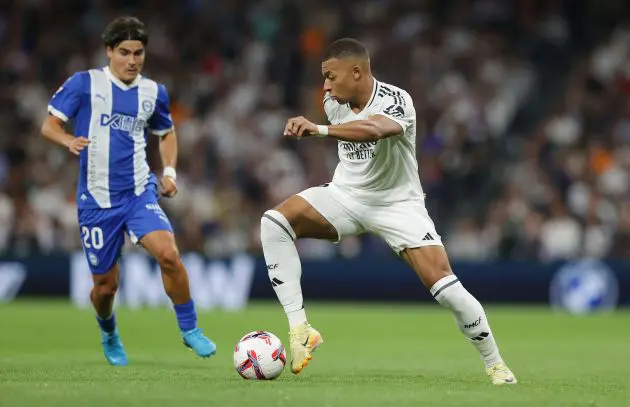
[41,115,62,139]
[365,121,386,141]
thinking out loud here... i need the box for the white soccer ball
[234,330,287,380]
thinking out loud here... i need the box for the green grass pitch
[1,300,629,407]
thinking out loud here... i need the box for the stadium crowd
[0,0,629,261]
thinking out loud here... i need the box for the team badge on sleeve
[384,104,405,118]
[378,85,406,118]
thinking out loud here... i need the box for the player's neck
[108,65,135,85]
[350,76,375,112]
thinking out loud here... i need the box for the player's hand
[160,176,177,198]
[65,137,90,155]
[284,116,317,138]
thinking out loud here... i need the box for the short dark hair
[323,38,369,60]
[101,16,148,49]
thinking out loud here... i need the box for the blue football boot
[100,327,128,366]
[182,328,216,358]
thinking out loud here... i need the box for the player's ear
[106,46,114,59]
[352,65,361,81]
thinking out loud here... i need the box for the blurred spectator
[539,197,582,261]
[445,218,489,261]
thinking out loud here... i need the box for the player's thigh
[125,192,176,256]
[366,200,452,288]
[274,183,362,241]
[78,208,126,275]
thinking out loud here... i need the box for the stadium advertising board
[0,253,628,312]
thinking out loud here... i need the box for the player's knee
[155,245,181,270]
[424,261,452,288]
[93,280,118,299]
[403,246,452,288]
[430,255,451,275]
[260,210,296,244]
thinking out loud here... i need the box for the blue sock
[174,299,197,332]
[97,312,116,334]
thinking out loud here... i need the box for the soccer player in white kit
[260,38,517,385]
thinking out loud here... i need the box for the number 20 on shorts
[81,226,104,250]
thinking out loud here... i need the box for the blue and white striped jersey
[48,66,173,209]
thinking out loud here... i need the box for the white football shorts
[297,182,443,254]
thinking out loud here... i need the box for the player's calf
[261,209,307,328]
[154,244,191,305]
[402,246,515,383]
[87,258,127,365]
[261,195,338,374]
[261,196,338,329]
[140,230,216,358]
[433,278,517,384]
[91,282,117,319]
[90,266,119,319]
[429,274,503,366]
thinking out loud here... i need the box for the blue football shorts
[78,186,174,274]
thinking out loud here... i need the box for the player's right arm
[285,90,413,142]
[41,72,89,155]
[41,115,89,155]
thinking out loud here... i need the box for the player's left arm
[158,130,178,197]
[149,84,178,198]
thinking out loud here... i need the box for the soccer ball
[234,330,287,380]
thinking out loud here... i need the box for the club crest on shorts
[88,252,99,266]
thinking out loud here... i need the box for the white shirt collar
[103,66,142,90]
[351,78,378,116]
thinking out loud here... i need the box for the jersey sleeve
[148,84,174,136]
[375,89,414,133]
[47,72,85,122]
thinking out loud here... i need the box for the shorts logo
[88,253,99,266]
[145,203,170,225]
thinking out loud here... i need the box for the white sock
[260,210,307,329]
[430,275,503,368]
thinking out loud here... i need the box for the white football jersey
[324,79,424,204]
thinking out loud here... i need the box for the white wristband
[316,125,329,137]
[163,166,177,181]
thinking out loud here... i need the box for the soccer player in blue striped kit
[40,16,216,365]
